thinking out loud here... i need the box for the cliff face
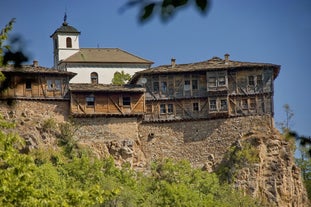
[0,101,309,206]
[220,132,309,207]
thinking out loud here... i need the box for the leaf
[172,0,188,8]
[140,3,156,21]
[195,0,208,12]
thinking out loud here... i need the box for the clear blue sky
[1,0,311,136]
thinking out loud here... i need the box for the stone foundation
[0,99,69,122]
[138,115,273,168]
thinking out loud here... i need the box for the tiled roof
[50,22,80,37]
[61,48,153,64]
[69,83,145,93]
[130,56,280,82]
[0,64,76,77]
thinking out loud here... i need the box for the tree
[277,104,294,133]
[0,19,28,68]
[0,19,16,83]
[112,70,131,85]
[0,18,15,66]
[122,0,211,22]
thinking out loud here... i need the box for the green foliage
[0,18,15,66]
[141,159,262,207]
[122,0,210,22]
[295,132,311,200]
[41,118,57,133]
[111,70,131,85]
[217,141,259,183]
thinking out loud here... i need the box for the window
[66,37,72,48]
[208,77,217,87]
[91,72,98,84]
[257,75,262,85]
[218,76,226,86]
[123,97,131,107]
[250,98,256,109]
[220,99,227,111]
[184,80,190,91]
[55,80,61,90]
[161,81,167,93]
[47,79,61,90]
[168,104,174,114]
[209,100,217,111]
[86,96,95,107]
[248,76,255,86]
[160,104,166,114]
[25,80,31,90]
[242,99,248,109]
[192,79,198,90]
[47,80,54,90]
[153,81,159,92]
[193,102,199,112]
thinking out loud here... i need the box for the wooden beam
[131,95,144,112]
[108,96,124,115]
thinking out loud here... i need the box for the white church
[50,16,153,84]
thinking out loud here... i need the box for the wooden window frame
[47,79,61,91]
[161,81,167,93]
[153,81,159,92]
[248,76,255,86]
[160,104,166,114]
[218,76,226,86]
[167,103,174,114]
[193,102,199,112]
[256,75,262,86]
[220,99,228,111]
[241,99,248,109]
[86,96,95,107]
[209,99,217,111]
[123,97,131,107]
[250,98,256,109]
[192,79,198,90]
[208,77,217,87]
[55,80,61,90]
[184,80,191,91]
[47,80,54,90]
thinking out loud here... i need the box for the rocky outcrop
[222,131,309,207]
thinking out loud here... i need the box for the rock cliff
[218,131,309,207]
[0,102,309,206]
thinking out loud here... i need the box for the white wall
[63,63,149,84]
[57,34,79,61]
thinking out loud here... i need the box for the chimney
[33,60,38,67]
[224,53,230,64]
[171,58,176,68]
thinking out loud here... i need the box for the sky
[1,0,311,137]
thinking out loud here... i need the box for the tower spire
[63,11,68,26]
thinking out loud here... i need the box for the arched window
[91,72,98,84]
[66,37,72,48]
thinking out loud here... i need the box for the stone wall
[138,115,273,168]
[72,117,146,168]
[0,99,69,122]
[73,117,139,141]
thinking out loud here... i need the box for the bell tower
[50,13,80,69]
